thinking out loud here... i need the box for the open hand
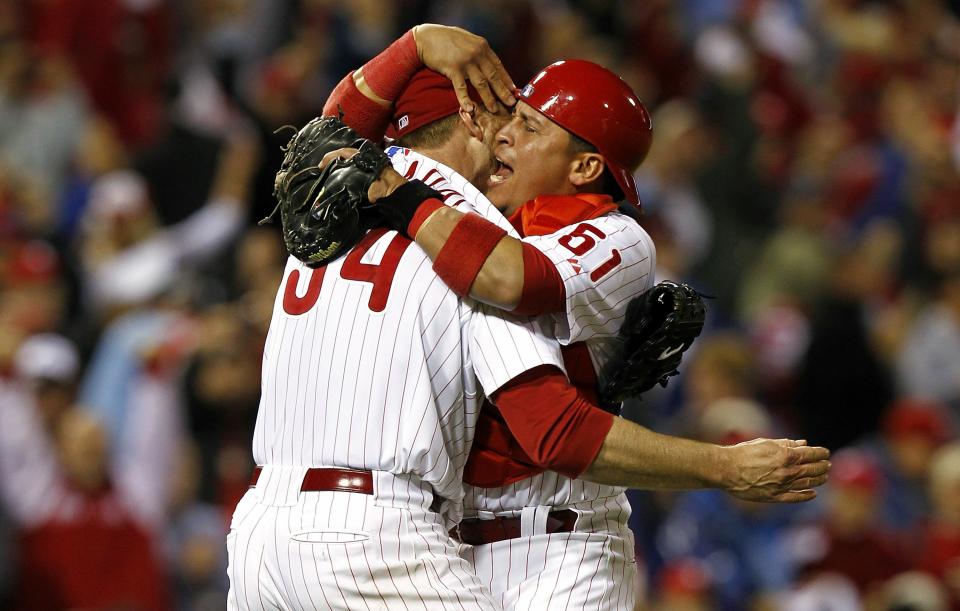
[723,439,831,503]
[413,24,517,113]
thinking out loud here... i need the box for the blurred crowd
[0,0,957,610]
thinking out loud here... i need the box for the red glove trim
[322,73,394,142]
[491,365,614,479]
[511,243,566,315]
[408,198,446,237]
[362,30,421,102]
[433,213,506,297]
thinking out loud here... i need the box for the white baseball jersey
[250,234,562,506]
[387,146,657,610]
[231,217,566,609]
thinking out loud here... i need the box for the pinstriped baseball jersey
[251,230,564,510]
[384,146,657,513]
[386,146,520,237]
[467,213,656,513]
[524,212,657,345]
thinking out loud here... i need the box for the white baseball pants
[460,494,641,610]
[227,465,501,610]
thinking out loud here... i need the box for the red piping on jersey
[432,212,506,297]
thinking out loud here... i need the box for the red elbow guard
[433,213,506,297]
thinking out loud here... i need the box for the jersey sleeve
[469,304,566,396]
[523,212,657,344]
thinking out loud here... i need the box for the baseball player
[227,115,579,609]
[230,116,758,610]
[318,24,831,610]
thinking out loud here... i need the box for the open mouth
[489,157,513,187]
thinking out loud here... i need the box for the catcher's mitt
[599,281,706,406]
[263,115,390,266]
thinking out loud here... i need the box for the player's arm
[472,307,831,502]
[491,366,831,502]
[313,154,566,314]
[322,24,516,141]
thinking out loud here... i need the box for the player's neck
[414,137,477,186]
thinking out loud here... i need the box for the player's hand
[412,24,517,113]
[317,147,407,202]
[721,439,831,503]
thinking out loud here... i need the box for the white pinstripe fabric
[227,468,501,611]
[232,224,564,608]
[459,495,641,611]
[383,148,657,610]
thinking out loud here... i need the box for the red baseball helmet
[517,60,653,209]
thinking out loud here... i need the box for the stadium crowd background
[0,0,958,609]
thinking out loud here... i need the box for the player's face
[486,101,579,216]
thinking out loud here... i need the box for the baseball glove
[262,115,391,266]
[598,281,707,406]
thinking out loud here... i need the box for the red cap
[517,59,653,209]
[883,398,952,445]
[831,450,882,493]
[387,68,482,140]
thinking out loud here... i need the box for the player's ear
[569,152,605,187]
[458,107,484,142]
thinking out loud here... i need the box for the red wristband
[362,30,421,102]
[322,73,394,141]
[408,199,445,237]
[433,213,507,297]
[512,243,567,315]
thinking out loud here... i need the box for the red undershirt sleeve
[322,74,394,141]
[490,365,614,479]
[512,243,567,315]
[321,30,421,141]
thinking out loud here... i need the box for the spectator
[920,442,960,606]
[11,409,169,611]
[75,128,258,320]
[165,442,229,610]
[898,271,960,409]
[800,449,907,596]
[870,398,953,537]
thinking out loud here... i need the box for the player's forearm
[322,29,421,140]
[415,206,524,308]
[580,418,731,490]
